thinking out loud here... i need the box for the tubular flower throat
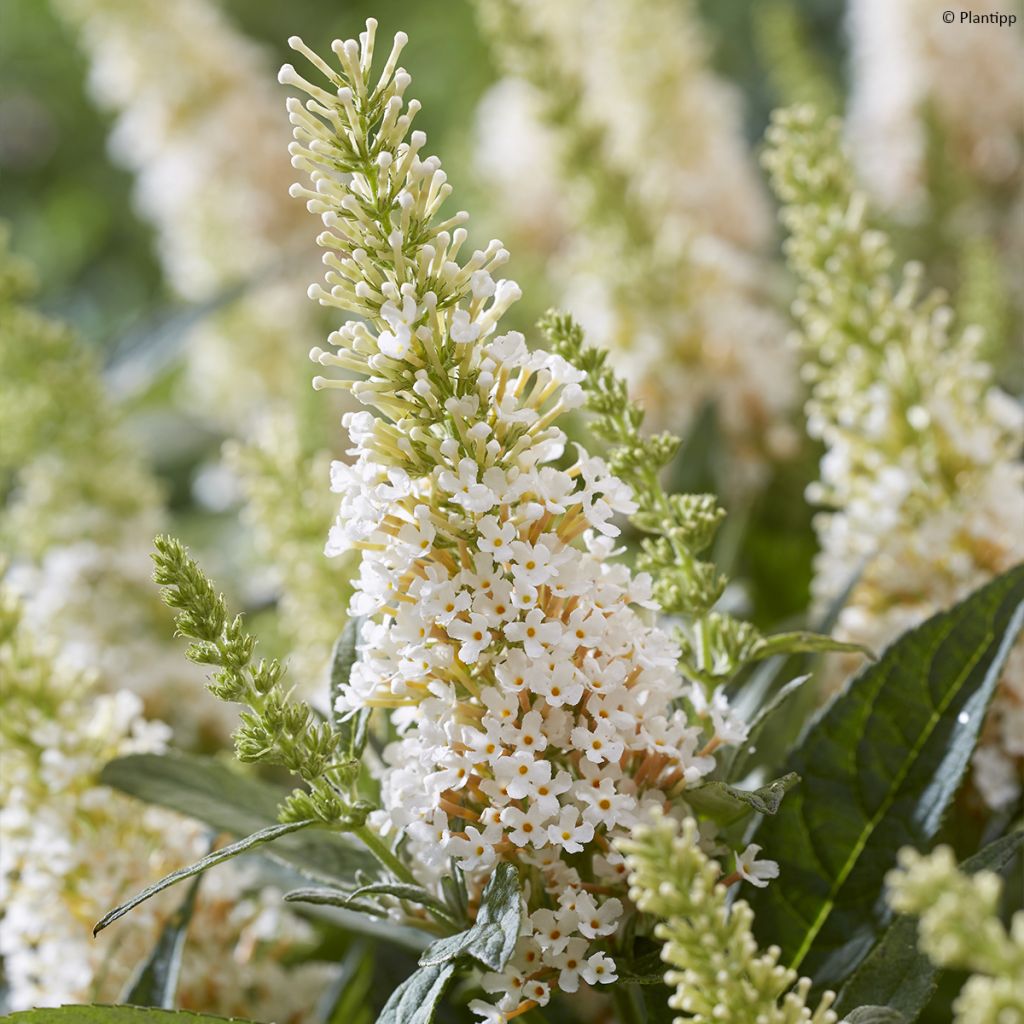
[282,23,752,1018]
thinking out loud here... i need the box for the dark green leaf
[121,871,202,1007]
[842,1009,905,1024]
[749,567,1024,990]
[419,862,522,972]
[375,962,457,1024]
[100,752,373,882]
[0,1008,267,1024]
[315,941,375,1024]
[751,631,873,662]
[835,829,1024,1019]
[641,982,679,1024]
[619,950,668,985]
[94,820,317,934]
[684,773,800,825]
[721,675,810,781]
[330,617,370,759]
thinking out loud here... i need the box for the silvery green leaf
[419,862,522,972]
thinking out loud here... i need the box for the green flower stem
[354,824,418,887]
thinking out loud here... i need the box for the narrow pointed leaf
[346,882,455,920]
[121,871,203,1007]
[749,567,1024,989]
[284,887,388,917]
[835,829,1024,1019]
[100,752,373,882]
[95,819,316,934]
[752,631,873,661]
[419,862,522,972]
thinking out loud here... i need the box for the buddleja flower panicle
[281,23,763,1020]
[474,0,797,491]
[0,585,331,1014]
[765,104,1024,810]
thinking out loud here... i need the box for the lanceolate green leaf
[749,567,1024,989]
[418,862,522,973]
[330,617,371,760]
[94,820,317,935]
[100,752,373,882]
[284,887,389,917]
[0,1008,267,1024]
[834,829,1024,1019]
[750,631,872,661]
[375,962,456,1024]
[121,871,203,1007]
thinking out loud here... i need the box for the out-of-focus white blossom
[847,0,1024,214]
[474,0,797,491]
[54,0,321,423]
[766,106,1024,810]
[847,0,1024,338]
[226,413,352,691]
[0,589,330,1015]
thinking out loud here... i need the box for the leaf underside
[419,862,522,972]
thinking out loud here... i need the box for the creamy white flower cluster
[474,0,797,491]
[0,590,330,1015]
[55,0,320,422]
[7,535,226,745]
[766,106,1024,810]
[282,24,753,1018]
[848,0,1024,214]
